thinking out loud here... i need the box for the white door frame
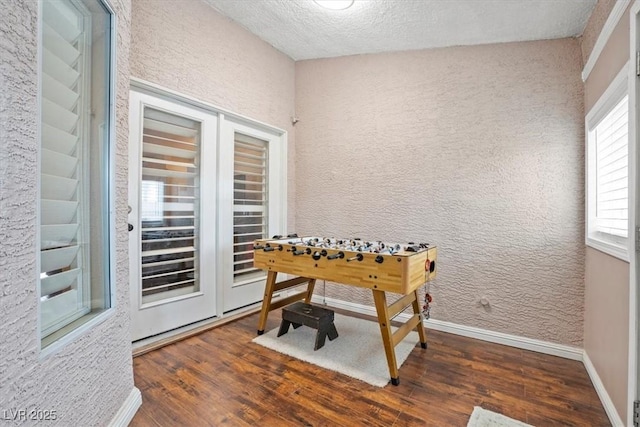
[630,2,640,425]
[129,77,289,332]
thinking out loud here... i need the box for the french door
[220,118,286,313]
[128,85,287,341]
[128,91,217,341]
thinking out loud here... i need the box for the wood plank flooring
[130,309,611,426]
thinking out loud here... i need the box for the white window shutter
[233,133,268,281]
[40,0,87,335]
[140,109,200,299]
[594,95,629,238]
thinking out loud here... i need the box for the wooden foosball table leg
[257,274,317,335]
[372,288,429,385]
[372,290,400,385]
[257,271,278,335]
[304,279,316,303]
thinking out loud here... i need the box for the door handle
[127,205,134,231]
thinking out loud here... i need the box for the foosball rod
[346,253,364,262]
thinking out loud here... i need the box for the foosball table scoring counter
[253,236,437,386]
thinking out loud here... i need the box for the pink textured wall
[585,2,632,112]
[0,0,136,424]
[584,247,629,420]
[581,1,632,421]
[130,0,297,230]
[295,39,585,346]
[580,0,618,66]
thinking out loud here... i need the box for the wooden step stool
[278,302,339,350]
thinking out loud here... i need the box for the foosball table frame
[253,237,437,386]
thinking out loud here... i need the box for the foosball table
[254,236,437,386]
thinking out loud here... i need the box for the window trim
[37,0,118,357]
[585,61,630,262]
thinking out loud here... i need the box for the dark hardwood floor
[130,309,611,426]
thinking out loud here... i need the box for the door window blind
[233,133,268,281]
[594,95,629,237]
[40,0,88,335]
[140,108,201,302]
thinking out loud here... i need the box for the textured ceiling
[204,0,597,61]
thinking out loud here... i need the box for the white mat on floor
[252,312,419,387]
[467,407,533,427]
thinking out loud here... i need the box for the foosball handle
[327,251,344,260]
[288,246,305,255]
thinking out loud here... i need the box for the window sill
[586,236,629,262]
[40,307,115,359]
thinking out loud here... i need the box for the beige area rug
[467,407,533,427]
[252,312,419,387]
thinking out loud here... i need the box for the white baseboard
[108,387,142,427]
[583,352,625,427]
[424,318,583,361]
[312,295,583,360]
